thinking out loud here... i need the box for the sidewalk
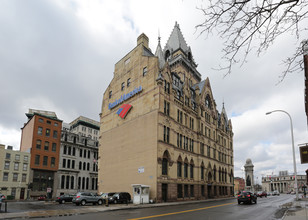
[283,198,308,220]
[0,198,231,219]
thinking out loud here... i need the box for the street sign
[47,188,52,193]
[300,145,308,164]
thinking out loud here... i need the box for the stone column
[244,158,254,192]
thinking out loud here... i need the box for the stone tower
[244,158,254,192]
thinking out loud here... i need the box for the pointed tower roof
[163,22,190,54]
[155,35,165,69]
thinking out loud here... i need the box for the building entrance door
[162,184,168,202]
[20,188,25,200]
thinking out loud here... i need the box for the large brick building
[20,109,62,199]
[99,23,234,202]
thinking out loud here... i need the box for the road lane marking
[127,202,236,220]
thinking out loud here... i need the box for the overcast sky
[1,0,307,183]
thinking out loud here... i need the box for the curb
[0,197,234,219]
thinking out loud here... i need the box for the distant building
[0,144,30,200]
[234,177,245,194]
[20,109,62,199]
[55,117,99,196]
[262,172,306,193]
[98,23,234,202]
[69,116,100,141]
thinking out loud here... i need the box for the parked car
[237,191,257,204]
[100,192,116,203]
[56,194,75,204]
[273,190,280,196]
[37,195,46,201]
[257,191,267,198]
[109,192,131,204]
[72,192,103,206]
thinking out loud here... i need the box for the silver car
[72,192,103,206]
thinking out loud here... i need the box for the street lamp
[266,110,298,201]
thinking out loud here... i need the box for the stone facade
[0,144,30,200]
[55,129,98,197]
[262,173,306,193]
[98,23,234,202]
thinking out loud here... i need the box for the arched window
[61,175,65,189]
[87,163,90,171]
[190,164,194,179]
[82,177,85,190]
[79,161,82,170]
[70,176,74,189]
[78,177,81,190]
[205,95,212,109]
[213,166,216,181]
[83,162,86,170]
[184,162,188,178]
[208,171,212,181]
[201,166,204,180]
[161,150,170,176]
[66,175,70,189]
[162,158,168,175]
[165,50,170,61]
[86,177,89,190]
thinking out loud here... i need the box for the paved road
[28,194,295,220]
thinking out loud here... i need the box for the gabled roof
[192,80,206,94]
[163,22,189,54]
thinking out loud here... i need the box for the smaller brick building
[20,109,62,199]
[234,177,245,194]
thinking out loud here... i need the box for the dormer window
[188,52,192,61]
[205,95,212,109]
[165,50,170,61]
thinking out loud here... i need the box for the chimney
[137,33,149,48]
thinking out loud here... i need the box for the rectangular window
[72,160,75,169]
[179,134,182,148]
[127,78,131,87]
[35,155,40,165]
[121,82,125,91]
[44,141,49,151]
[23,163,28,171]
[39,118,44,123]
[109,91,112,99]
[14,162,19,171]
[62,159,66,168]
[184,185,189,197]
[201,185,205,196]
[143,67,147,76]
[51,157,55,167]
[54,122,58,127]
[52,143,56,152]
[200,143,204,155]
[3,172,8,181]
[163,126,170,143]
[4,161,10,170]
[15,154,20,161]
[67,159,71,169]
[36,140,41,149]
[53,130,58,138]
[47,120,51,124]
[45,128,50,137]
[164,80,170,94]
[38,127,43,135]
[22,174,27,182]
[24,156,28,162]
[164,101,170,116]
[13,173,18,182]
[43,156,48,166]
[190,185,194,197]
[177,184,183,198]
[207,146,211,158]
[201,166,204,180]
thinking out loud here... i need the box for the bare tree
[196,0,308,82]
